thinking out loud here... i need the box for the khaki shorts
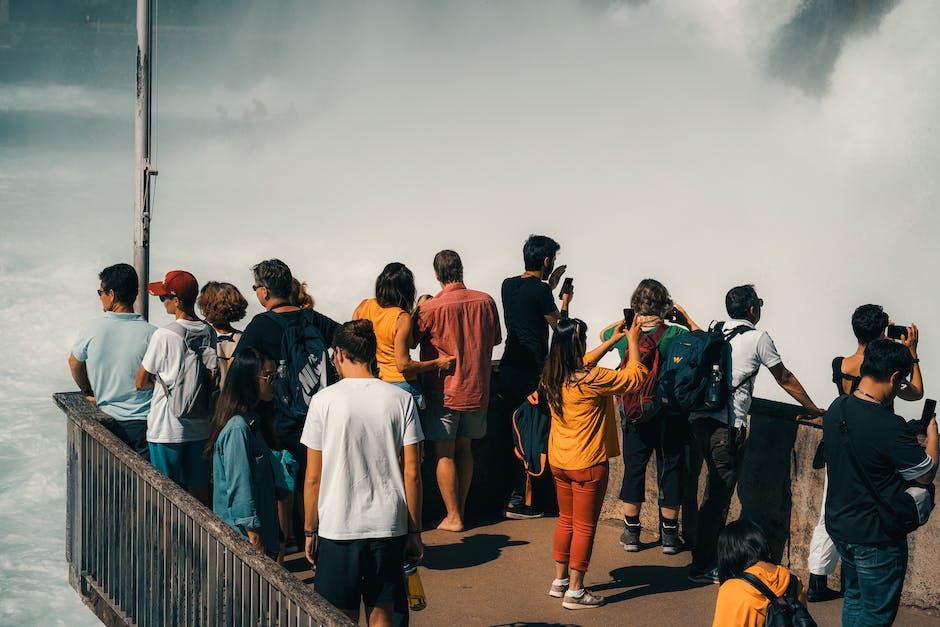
[421,404,487,442]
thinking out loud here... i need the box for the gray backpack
[157,321,218,420]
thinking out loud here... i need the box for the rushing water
[1,1,938,624]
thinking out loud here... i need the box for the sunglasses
[252,284,264,291]
[96,288,106,296]
[159,294,177,302]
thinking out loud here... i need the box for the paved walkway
[288,517,940,626]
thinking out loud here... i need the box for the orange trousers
[551,461,609,573]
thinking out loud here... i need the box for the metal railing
[55,392,353,627]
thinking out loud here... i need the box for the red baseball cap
[148,270,198,302]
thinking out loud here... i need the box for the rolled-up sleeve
[592,363,649,396]
[218,425,261,530]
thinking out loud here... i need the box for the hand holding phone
[921,398,936,433]
[558,277,574,299]
[623,308,635,328]
[887,324,908,341]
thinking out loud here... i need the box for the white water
[1,1,937,623]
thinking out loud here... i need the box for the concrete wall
[602,398,940,611]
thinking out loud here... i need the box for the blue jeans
[833,537,908,626]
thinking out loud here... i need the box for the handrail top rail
[54,391,355,626]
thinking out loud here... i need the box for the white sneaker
[562,588,606,610]
[549,580,569,598]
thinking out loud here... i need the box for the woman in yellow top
[713,520,810,627]
[540,315,649,610]
[353,262,454,407]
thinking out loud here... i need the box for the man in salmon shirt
[415,250,502,532]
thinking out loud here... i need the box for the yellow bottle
[402,562,427,611]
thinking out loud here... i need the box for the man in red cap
[136,270,218,504]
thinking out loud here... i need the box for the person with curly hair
[198,281,249,387]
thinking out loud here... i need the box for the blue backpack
[512,392,550,479]
[655,322,753,414]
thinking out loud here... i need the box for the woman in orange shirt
[713,520,810,627]
[540,315,649,610]
[353,262,455,406]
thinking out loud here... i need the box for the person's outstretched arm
[394,312,455,377]
[899,324,924,401]
[916,416,939,485]
[769,363,824,416]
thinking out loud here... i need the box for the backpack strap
[736,571,779,602]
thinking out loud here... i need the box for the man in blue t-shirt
[824,339,937,626]
[69,264,156,459]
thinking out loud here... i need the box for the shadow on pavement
[593,563,704,604]
[423,533,529,570]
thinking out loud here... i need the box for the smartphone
[558,277,573,299]
[921,399,936,432]
[623,308,635,328]
[665,306,682,323]
[887,324,908,340]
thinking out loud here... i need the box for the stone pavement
[286,517,940,626]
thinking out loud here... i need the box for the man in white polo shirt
[687,284,824,585]
[302,320,423,625]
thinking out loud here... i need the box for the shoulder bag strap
[736,572,778,602]
[838,398,898,517]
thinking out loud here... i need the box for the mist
[0,1,937,621]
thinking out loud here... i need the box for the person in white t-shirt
[687,284,824,585]
[301,319,424,626]
[136,270,218,505]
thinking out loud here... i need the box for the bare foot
[436,517,465,532]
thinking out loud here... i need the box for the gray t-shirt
[300,378,424,540]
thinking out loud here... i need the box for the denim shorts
[149,440,211,487]
[389,380,425,410]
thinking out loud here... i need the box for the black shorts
[315,535,404,611]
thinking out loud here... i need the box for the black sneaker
[619,522,641,552]
[503,496,544,520]
[660,524,683,555]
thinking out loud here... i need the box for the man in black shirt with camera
[824,339,937,626]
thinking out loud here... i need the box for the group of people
[68,234,935,626]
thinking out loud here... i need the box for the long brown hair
[204,348,271,457]
[540,318,588,417]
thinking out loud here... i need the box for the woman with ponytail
[206,348,280,559]
[541,315,649,610]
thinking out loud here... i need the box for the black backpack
[656,322,754,414]
[266,310,329,426]
[736,572,817,627]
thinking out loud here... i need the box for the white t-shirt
[300,378,424,540]
[142,319,218,444]
[693,319,782,428]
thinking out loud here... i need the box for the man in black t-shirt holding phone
[500,234,571,519]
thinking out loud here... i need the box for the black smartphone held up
[666,306,683,324]
[558,277,573,299]
[921,399,936,432]
[623,308,635,328]
[887,324,908,341]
